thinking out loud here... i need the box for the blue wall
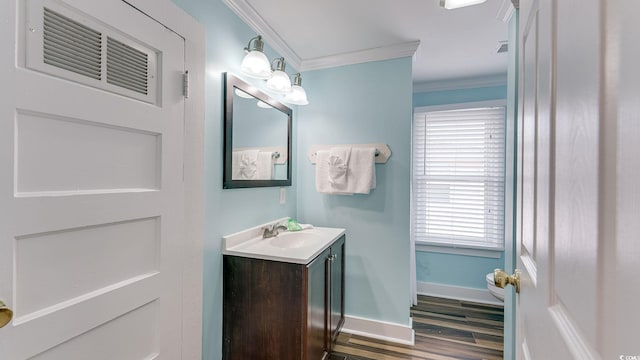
[413,85,507,108]
[297,58,414,326]
[415,251,504,288]
[170,1,297,358]
[413,84,507,290]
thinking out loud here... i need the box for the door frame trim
[124,1,205,359]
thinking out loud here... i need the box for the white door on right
[516,0,640,359]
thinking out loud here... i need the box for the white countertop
[222,219,345,264]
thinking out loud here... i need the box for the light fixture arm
[244,35,265,53]
[271,57,287,72]
[292,73,302,86]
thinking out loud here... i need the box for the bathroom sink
[269,232,323,249]
[222,221,345,264]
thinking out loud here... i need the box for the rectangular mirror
[223,73,292,188]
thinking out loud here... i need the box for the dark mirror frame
[223,72,293,189]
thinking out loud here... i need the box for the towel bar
[311,149,379,157]
[307,143,391,164]
[233,146,287,164]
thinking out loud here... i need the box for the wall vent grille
[43,7,102,80]
[496,41,508,54]
[106,37,149,95]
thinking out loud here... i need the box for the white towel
[315,150,333,193]
[255,151,274,180]
[316,147,376,195]
[232,149,259,180]
[328,147,351,190]
[344,147,376,194]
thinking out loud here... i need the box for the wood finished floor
[330,295,504,360]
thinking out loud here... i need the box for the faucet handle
[262,223,277,238]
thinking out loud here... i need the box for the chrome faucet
[262,223,288,238]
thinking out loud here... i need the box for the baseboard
[417,281,504,306]
[341,315,415,346]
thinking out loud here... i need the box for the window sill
[415,242,503,258]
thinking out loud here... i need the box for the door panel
[516,0,626,358]
[15,217,159,317]
[0,0,185,358]
[520,10,537,270]
[552,0,600,345]
[28,301,159,360]
[15,111,160,194]
[613,1,640,355]
[329,236,345,346]
[307,248,330,360]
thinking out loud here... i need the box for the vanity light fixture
[239,36,309,105]
[283,73,309,105]
[439,0,486,9]
[240,35,272,79]
[265,57,292,94]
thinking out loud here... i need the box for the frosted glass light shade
[240,51,272,79]
[257,100,271,108]
[283,85,309,105]
[234,88,253,99]
[265,70,292,94]
[440,0,486,9]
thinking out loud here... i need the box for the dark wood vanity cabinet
[328,235,345,347]
[223,235,345,360]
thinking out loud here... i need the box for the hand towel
[255,151,274,180]
[315,150,337,194]
[232,149,259,180]
[328,147,351,190]
[344,147,376,194]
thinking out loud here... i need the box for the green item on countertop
[287,219,303,231]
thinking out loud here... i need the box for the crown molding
[299,41,420,71]
[223,0,303,70]
[413,74,508,93]
[224,0,419,72]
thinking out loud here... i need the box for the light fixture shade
[234,88,253,99]
[283,73,309,105]
[240,36,272,79]
[440,0,486,9]
[256,100,271,108]
[265,58,292,94]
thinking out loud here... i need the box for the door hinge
[183,70,190,98]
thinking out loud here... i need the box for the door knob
[0,299,13,328]
[494,269,521,294]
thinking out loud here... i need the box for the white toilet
[486,272,504,301]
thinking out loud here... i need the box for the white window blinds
[412,107,506,250]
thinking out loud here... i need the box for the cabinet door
[329,235,345,346]
[306,247,330,360]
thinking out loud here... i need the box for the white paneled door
[0,0,186,358]
[515,0,640,358]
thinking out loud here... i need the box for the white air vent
[107,37,149,95]
[25,0,159,104]
[43,7,102,80]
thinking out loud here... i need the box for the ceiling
[224,0,512,88]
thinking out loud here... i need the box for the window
[412,104,506,251]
